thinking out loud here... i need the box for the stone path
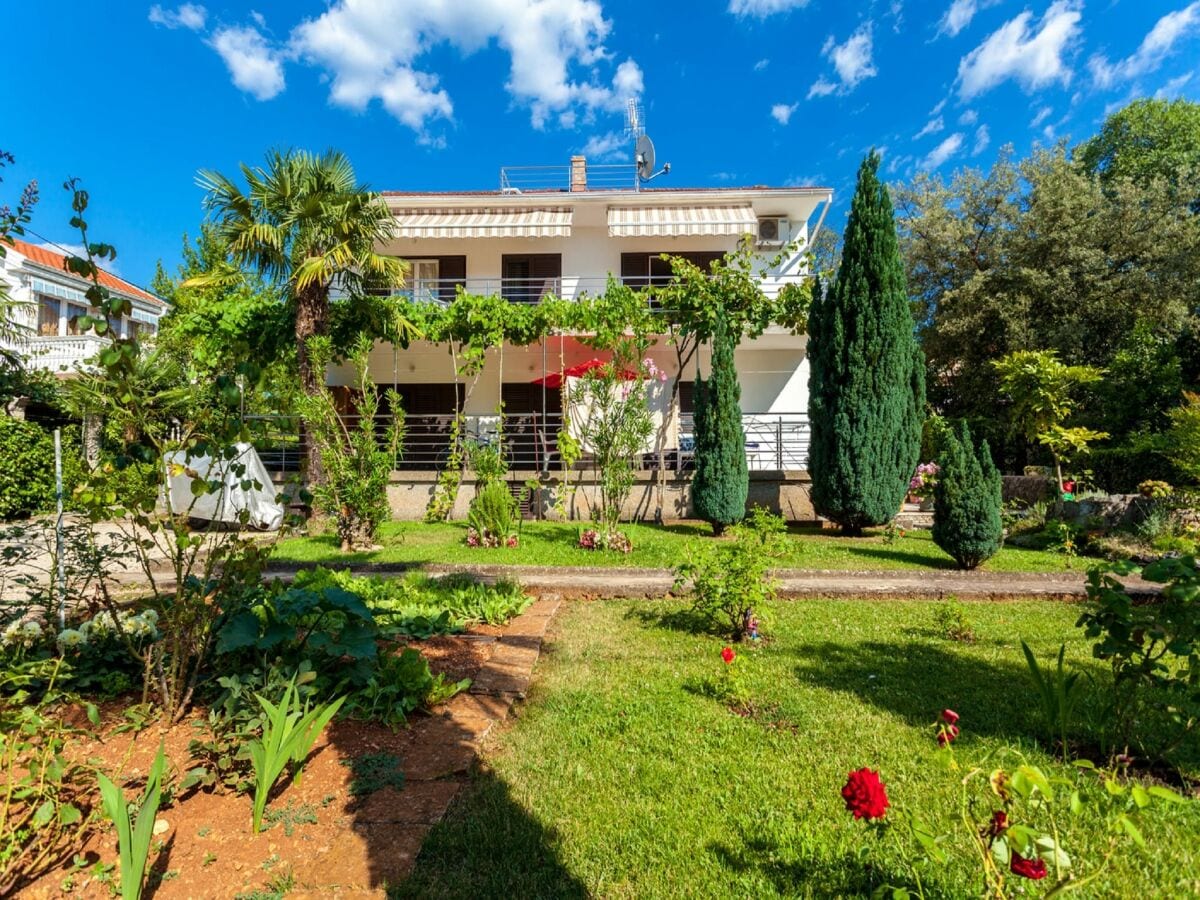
[288,596,561,897]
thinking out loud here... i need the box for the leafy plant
[1021,641,1086,758]
[341,647,469,726]
[466,480,519,548]
[932,421,1004,570]
[263,800,318,836]
[96,741,167,900]
[931,598,976,642]
[674,517,781,641]
[247,677,345,833]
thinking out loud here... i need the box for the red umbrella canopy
[531,358,639,389]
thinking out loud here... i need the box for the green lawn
[273,521,1080,573]
[397,599,1200,899]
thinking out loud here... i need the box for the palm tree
[194,149,406,480]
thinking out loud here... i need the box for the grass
[274,521,1080,573]
[396,598,1200,899]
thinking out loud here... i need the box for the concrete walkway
[263,561,1157,601]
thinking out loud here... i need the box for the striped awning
[391,207,572,239]
[607,204,758,237]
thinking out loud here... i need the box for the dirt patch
[18,601,559,900]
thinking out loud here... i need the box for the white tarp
[165,442,285,531]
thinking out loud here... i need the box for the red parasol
[531,358,639,389]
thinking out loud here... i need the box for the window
[66,303,89,335]
[37,295,60,336]
[620,251,726,288]
[129,319,157,338]
[105,315,123,338]
[408,260,439,303]
[502,254,561,303]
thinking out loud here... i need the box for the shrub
[1138,479,1173,499]
[1088,437,1181,494]
[691,304,748,536]
[932,422,1003,570]
[931,598,976,642]
[1167,391,1200,485]
[0,417,58,520]
[466,479,519,548]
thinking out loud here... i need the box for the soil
[17,625,520,900]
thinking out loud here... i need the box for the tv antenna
[625,99,670,187]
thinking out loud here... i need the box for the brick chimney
[570,155,587,192]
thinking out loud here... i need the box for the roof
[7,238,164,306]
[381,184,832,198]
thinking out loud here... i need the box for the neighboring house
[0,238,165,374]
[333,155,832,490]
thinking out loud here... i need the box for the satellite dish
[636,134,656,181]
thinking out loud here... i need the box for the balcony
[20,335,107,373]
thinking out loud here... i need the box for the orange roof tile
[8,238,164,306]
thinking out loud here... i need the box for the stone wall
[384,469,817,523]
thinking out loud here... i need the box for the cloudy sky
[6,1,1199,286]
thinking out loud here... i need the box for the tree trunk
[295,281,330,488]
[1053,453,1065,519]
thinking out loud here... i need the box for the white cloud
[930,98,947,116]
[209,25,286,101]
[582,131,627,162]
[914,115,945,139]
[1156,71,1195,98]
[754,58,770,71]
[958,108,978,124]
[1030,106,1053,127]
[937,0,1000,38]
[972,124,990,154]
[148,3,206,30]
[956,1,1082,100]
[728,0,809,18]
[918,132,965,169]
[286,0,641,133]
[771,102,798,125]
[1089,3,1200,89]
[808,22,877,98]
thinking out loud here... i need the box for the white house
[0,237,165,374]
[333,156,831,501]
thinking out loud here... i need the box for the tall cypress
[808,151,925,535]
[692,305,748,535]
[933,422,1003,569]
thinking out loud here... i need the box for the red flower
[1010,855,1047,880]
[988,810,1008,837]
[937,732,951,747]
[721,646,735,665]
[841,768,889,820]
[941,709,959,725]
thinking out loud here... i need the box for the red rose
[988,810,1008,837]
[721,646,735,665]
[1010,855,1047,880]
[841,768,889,820]
[941,709,959,725]
[947,724,959,739]
[937,732,950,747]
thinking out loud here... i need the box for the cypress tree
[933,422,1004,569]
[692,305,748,535]
[808,151,925,535]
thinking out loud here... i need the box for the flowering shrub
[578,528,632,553]
[466,527,519,549]
[842,709,1185,898]
[1137,479,1172,499]
[908,462,940,499]
[465,480,519,549]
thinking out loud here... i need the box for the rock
[152,819,169,835]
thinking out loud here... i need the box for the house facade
[335,156,832,520]
[0,238,165,374]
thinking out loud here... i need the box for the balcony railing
[499,164,640,193]
[245,411,810,475]
[20,335,107,373]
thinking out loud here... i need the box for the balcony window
[619,251,726,289]
[66,303,89,335]
[502,254,561,304]
[37,295,60,336]
[408,260,440,304]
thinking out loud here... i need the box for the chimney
[570,155,587,192]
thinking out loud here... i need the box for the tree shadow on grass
[791,639,1044,743]
[389,767,588,899]
[709,830,958,899]
[623,603,722,637]
[839,545,957,570]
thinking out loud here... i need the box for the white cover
[165,442,285,531]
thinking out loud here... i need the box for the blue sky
[5,1,1199,289]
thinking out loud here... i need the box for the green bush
[691,305,748,536]
[1088,438,1181,494]
[466,480,518,548]
[0,417,58,519]
[932,422,1003,570]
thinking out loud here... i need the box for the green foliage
[932,422,1003,570]
[298,335,403,551]
[1078,558,1200,757]
[0,418,61,520]
[247,677,345,833]
[342,753,405,797]
[691,305,748,535]
[96,741,166,900]
[1021,641,1086,758]
[466,480,518,548]
[1077,97,1200,189]
[931,598,976,642]
[1088,435,1181,494]
[673,514,783,641]
[808,152,925,534]
[1093,322,1183,439]
[0,150,38,368]
[340,647,468,726]
[1167,392,1200,485]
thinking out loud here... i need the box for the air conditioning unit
[756,216,789,247]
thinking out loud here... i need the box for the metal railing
[245,410,811,475]
[499,164,640,193]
